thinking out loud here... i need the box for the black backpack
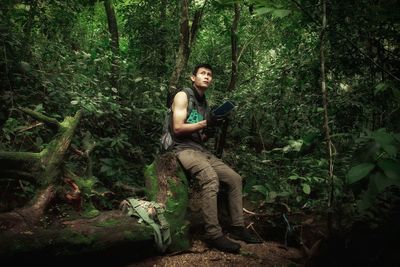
[160,88,196,152]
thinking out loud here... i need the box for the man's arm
[172,91,207,136]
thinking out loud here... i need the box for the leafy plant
[346,128,400,211]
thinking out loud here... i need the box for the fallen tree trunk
[0,211,155,262]
[0,109,82,233]
[0,110,193,260]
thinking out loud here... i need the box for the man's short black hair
[192,63,213,75]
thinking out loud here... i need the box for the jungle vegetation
[0,0,399,265]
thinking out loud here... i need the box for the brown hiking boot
[207,235,241,253]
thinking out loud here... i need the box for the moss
[124,224,154,241]
[144,157,192,252]
[0,151,41,161]
[61,229,94,246]
[94,219,119,228]
[144,162,158,201]
[81,202,100,218]
[123,230,135,239]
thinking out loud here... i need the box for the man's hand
[207,113,225,128]
[203,126,217,138]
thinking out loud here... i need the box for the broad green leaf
[82,207,100,218]
[253,7,290,18]
[288,175,299,180]
[289,140,303,152]
[254,7,272,16]
[347,163,375,184]
[382,144,397,156]
[252,185,267,196]
[302,183,311,195]
[273,9,291,18]
[377,159,400,180]
[372,129,394,146]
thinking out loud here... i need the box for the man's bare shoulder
[174,92,188,104]
[173,91,188,111]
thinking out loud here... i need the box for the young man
[170,63,261,253]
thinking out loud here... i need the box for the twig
[248,222,265,243]
[243,208,267,216]
[17,122,44,133]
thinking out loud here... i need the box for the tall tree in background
[167,0,207,107]
[216,3,240,157]
[226,3,240,93]
[104,0,120,89]
[319,0,334,233]
[159,0,168,76]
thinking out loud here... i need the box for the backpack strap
[181,87,196,117]
[126,198,171,253]
[180,87,204,142]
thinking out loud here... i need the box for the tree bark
[0,110,82,232]
[319,0,334,235]
[144,152,190,252]
[0,110,159,259]
[159,0,167,76]
[167,0,207,107]
[216,3,240,158]
[104,0,120,89]
[0,211,155,259]
[227,3,240,93]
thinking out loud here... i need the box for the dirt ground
[128,239,305,267]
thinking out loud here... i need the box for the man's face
[191,67,213,90]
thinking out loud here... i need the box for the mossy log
[0,110,162,261]
[0,110,196,259]
[0,210,155,262]
[0,110,82,233]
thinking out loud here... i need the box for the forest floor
[129,239,305,267]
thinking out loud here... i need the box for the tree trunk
[167,0,190,107]
[319,0,334,235]
[144,152,190,252]
[104,0,120,89]
[159,0,167,76]
[0,211,155,260]
[167,0,207,107]
[227,3,240,93]
[0,110,82,232]
[0,110,161,260]
[216,3,240,158]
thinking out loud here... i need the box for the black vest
[172,87,209,151]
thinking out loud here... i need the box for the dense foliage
[1,0,399,254]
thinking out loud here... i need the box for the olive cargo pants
[176,149,244,239]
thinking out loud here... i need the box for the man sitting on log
[169,63,262,253]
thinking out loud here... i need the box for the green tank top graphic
[186,109,203,124]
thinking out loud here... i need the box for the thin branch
[17,122,44,133]
[0,151,42,162]
[17,107,60,130]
